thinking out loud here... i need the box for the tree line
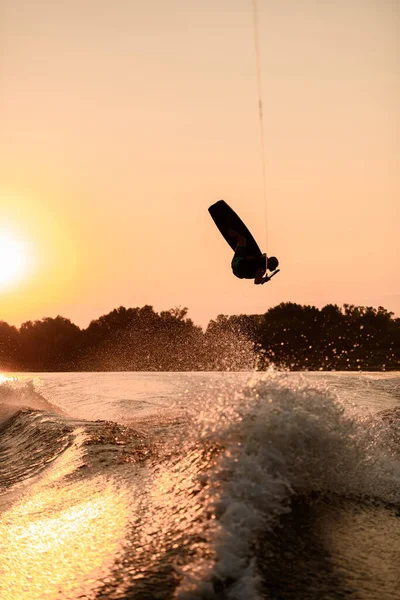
[0,303,398,372]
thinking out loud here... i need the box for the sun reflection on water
[0,373,14,384]
[0,474,129,600]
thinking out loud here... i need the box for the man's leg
[254,254,267,284]
[254,268,265,284]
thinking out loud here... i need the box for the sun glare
[0,234,31,290]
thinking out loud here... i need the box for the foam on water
[0,377,64,423]
[175,372,400,599]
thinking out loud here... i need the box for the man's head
[267,256,279,272]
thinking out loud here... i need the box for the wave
[0,379,158,498]
[173,373,400,599]
[1,372,399,599]
[0,378,72,490]
[0,408,74,490]
[0,377,65,422]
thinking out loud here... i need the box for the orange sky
[1,0,399,329]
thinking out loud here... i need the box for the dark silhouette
[231,235,279,285]
[0,321,20,371]
[209,303,399,371]
[208,200,280,285]
[0,303,398,372]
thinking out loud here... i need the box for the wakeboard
[208,200,262,257]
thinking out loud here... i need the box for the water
[0,371,399,599]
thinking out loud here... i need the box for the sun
[0,234,31,290]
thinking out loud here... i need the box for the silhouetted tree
[76,305,204,371]
[0,321,20,371]
[19,317,81,371]
[0,303,397,371]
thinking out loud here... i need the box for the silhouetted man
[230,232,279,284]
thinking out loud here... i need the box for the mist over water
[0,371,399,599]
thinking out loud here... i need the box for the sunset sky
[1,0,399,329]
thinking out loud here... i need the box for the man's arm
[257,269,280,284]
